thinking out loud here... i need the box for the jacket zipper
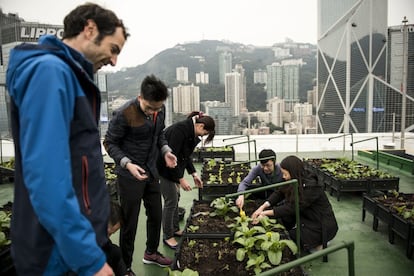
[82,156,91,214]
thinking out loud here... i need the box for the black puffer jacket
[103,98,168,179]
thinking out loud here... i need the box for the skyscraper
[384,22,414,133]
[219,52,232,85]
[172,84,200,114]
[266,59,303,111]
[316,0,388,133]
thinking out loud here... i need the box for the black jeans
[118,175,162,268]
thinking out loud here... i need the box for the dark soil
[373,192,414,223]
[175,237,304,276]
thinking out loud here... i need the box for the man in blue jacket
[6,3,128,275]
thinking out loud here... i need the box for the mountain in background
[106,39,316,112]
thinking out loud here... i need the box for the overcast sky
[1,0,413,72]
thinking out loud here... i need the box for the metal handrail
[222,157,275,167]
[328,133,354,160]
[223,139,257,164]
[225,179,300,256]
[350,136,379,169]
[259,241,355,276]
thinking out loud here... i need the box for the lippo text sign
[20,26,63,41]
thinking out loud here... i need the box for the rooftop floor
[1,150,413,275]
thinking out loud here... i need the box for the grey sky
[1,0,413,71]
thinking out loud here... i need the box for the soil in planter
[176,238,303,276]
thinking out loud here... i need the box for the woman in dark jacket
[252,155,338,252]
[157,111,215,249]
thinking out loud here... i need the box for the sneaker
[142,251,172,267]
[125,268,136,276]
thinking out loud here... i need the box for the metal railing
[350,136,379,169]
[223,135,257,164]
[259,241,355,276]
[328,133,354,160]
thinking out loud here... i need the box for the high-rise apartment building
[202,101,234,135]
[176,66,189,83]
[225,71,245,116]
[266,59,303,111]
[253,69,267,84]
[316,0,388,133]
[219,52,232,85]
[384,22,414,133]
[233,64,247,113]
[172,84,200,114]
[195,71,209,84]
[267,97,285,127]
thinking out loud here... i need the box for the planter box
[362,195,378,230]
[199,184,240,201]
[329,178,367,201]
[0,247,15,275]
[358,150,414,174]
[389,213,412,258]
[0,166,14,184]
[192,146,235,162]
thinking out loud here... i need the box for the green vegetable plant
[166,267,199,276]
[209,197,238,219]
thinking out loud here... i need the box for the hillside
[106,40,316,112]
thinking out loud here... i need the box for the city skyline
[1,0,413,72]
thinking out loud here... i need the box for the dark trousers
[118,175,162,268]
[160,176,180,239]
[102,241,127,276]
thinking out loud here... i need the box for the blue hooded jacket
[6,35,109,275]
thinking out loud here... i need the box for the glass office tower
[316,0,388,133]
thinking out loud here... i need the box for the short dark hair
[62,3,129,43]
[258,149,276,164]
[140,75,169,102]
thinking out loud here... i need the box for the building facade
[176,66,189,83]
[172,84,200,114]
[384,22,414,133]
[266,59,303,111]
[219,52,232,85]
[316,0,388,133]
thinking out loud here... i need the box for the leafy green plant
[255,231,298,265]
[166,267,199,276]
[187,225,199,233]
[0,210,11,247]
[245,253,272,275]
[209,197,238,219]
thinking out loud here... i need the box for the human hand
[179,178,192,191]
[165,152,177,168]
[235,195,244,209]
[251,206,265,221]
[193,175,203,188]
[127,163,148,180]
[93,263,113,276]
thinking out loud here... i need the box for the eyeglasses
[140,99,163,113]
